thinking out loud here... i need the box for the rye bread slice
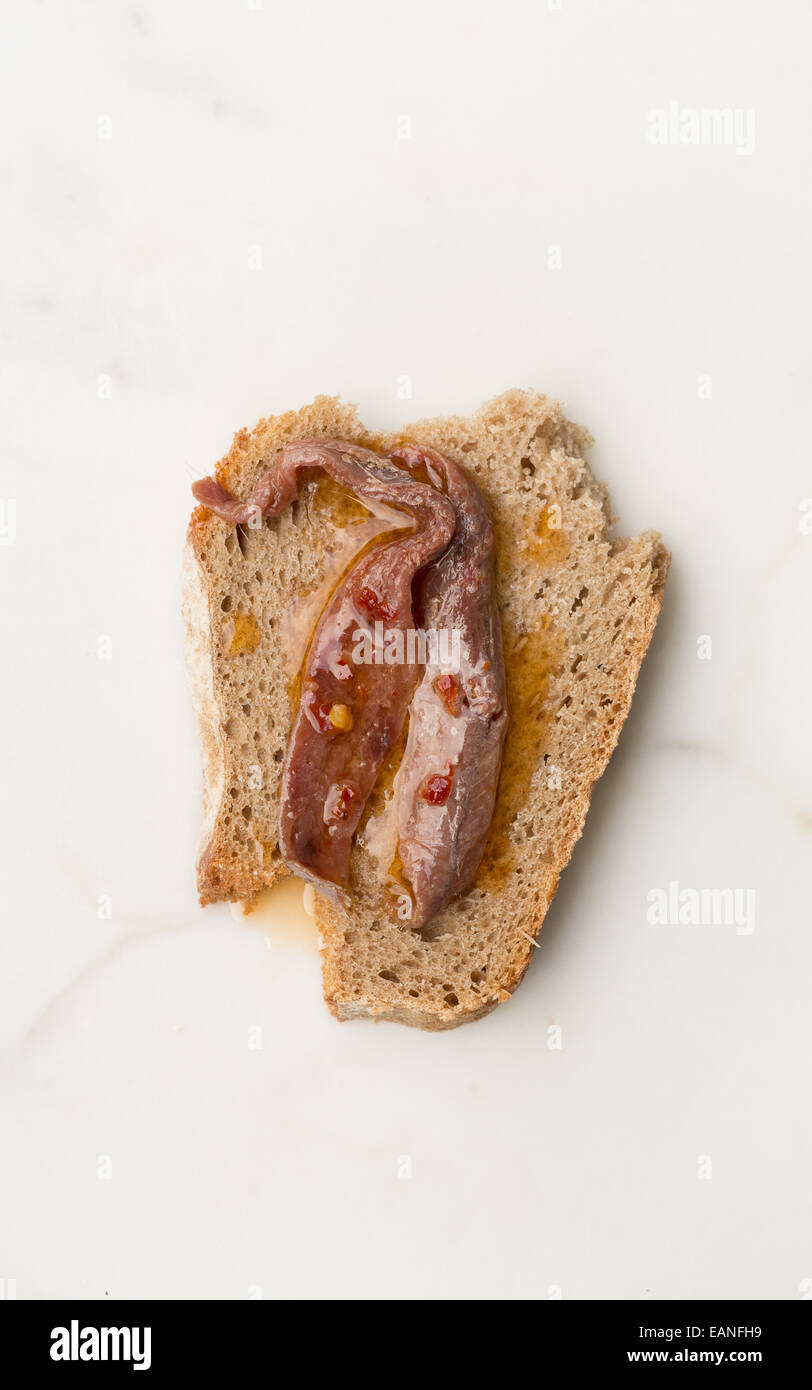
[182,390,669,1029]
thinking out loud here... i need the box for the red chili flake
[434,673,461,715]
[334,657,353,682]
[331,785,357,820]
[357,586,396,622]
[421,774,453,806]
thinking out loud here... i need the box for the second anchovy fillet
[388,444,507,929]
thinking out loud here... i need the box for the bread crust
[183,391,669,1028]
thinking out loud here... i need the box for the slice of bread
[183,390,669,1029]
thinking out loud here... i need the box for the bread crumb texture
[182,390,669,1029]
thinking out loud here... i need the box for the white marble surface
[1,0,810,1300]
